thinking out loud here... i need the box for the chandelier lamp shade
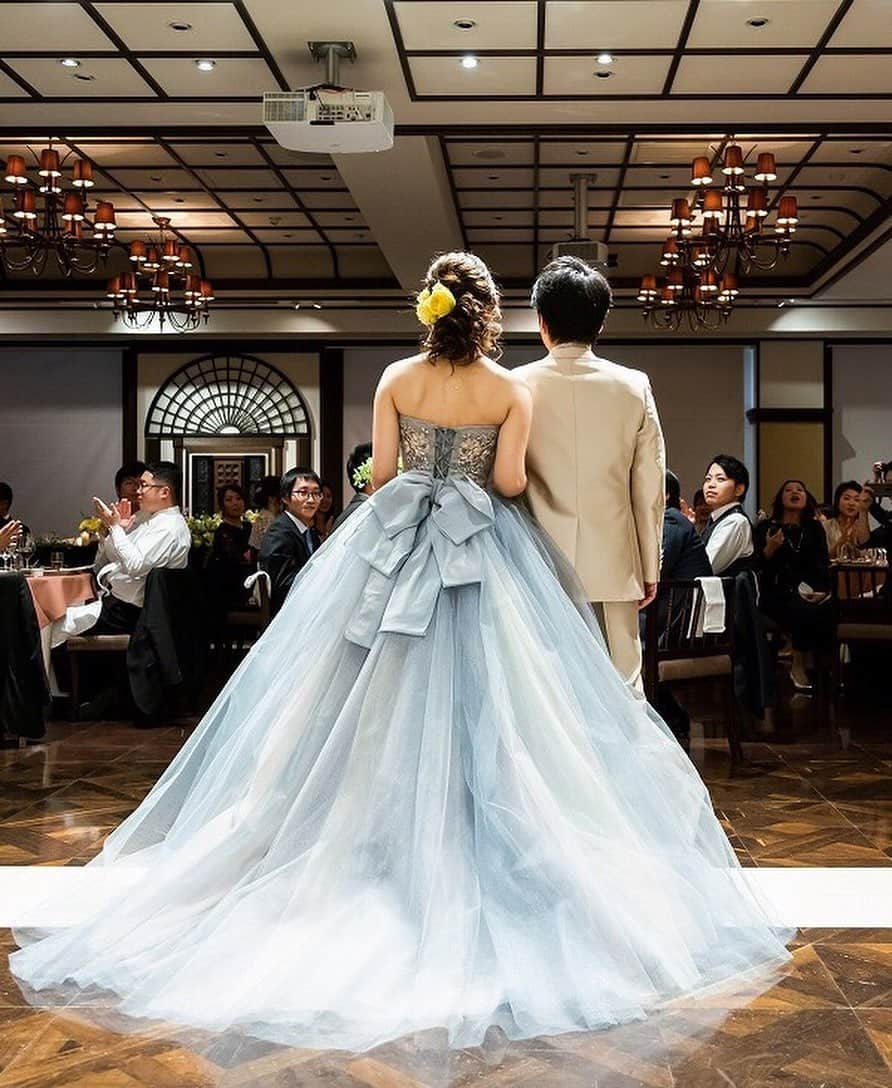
[107,215,213,333]
[0,141,116,276]
[666,142,798,278]
[637,266,738,332]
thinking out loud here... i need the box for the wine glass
[19,530,34,569]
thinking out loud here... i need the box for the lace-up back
[399,414,500,488]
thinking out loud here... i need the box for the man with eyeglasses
[259,467,323,616]
[88,462,191,636]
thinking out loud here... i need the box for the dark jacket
[0,571,49,739]
[753,518,830,600]
[662,507,713,582]
[332,491,369,532]
[258,512,317,615]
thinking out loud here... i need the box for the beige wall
[760,341,824,409]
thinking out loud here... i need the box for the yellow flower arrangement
[415,281,456,326]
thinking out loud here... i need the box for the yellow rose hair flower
[415,281,457,326]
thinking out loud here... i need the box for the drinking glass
[19,530,35,569]
[50,550,65,571]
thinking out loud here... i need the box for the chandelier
[665,142,799,278]
[106,216,214,333]
[637,265,738,332]
[0,140,117,276]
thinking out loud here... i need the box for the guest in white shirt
[701,455,754,577]
[93,460,150,573]
[89,461,191,635]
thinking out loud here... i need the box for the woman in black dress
[755,479,833,692]
[209,484,254,612]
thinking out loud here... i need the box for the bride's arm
[492,382,532,498]
[371,365,402,491]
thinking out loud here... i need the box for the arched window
[146,353,310,438]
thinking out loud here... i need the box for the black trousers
[88,595,141,636]
[761,592,835,653]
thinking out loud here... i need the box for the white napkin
[691,576,726,637]
[244,569,272,608]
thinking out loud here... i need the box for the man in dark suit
[259,468,323,616]
[645,472,713,747]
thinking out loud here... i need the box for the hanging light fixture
[0,139,116,276]
[637,264,737,332]
[107,216,213,333]
[665,141,797,278]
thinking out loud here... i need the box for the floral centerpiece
[185,509,259,549]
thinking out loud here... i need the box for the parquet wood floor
[0,692,889,1087]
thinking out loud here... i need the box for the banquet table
[0,572,49,740]
[25,571,97,696]
[832,561,888,601]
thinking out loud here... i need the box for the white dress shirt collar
[549,341,595,361]
[709,501,742,521]
[285,510,311,535]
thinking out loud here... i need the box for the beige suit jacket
[515,343,666,603]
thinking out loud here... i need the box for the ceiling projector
[263,41,394,154]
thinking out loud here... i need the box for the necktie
[306,528,318,554]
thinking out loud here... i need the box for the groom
[516,257,665,693]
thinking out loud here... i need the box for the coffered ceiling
[0,0,890,307]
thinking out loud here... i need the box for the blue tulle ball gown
[10,414,794,1052]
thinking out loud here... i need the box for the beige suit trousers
[595,601,644,694]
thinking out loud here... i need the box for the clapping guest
[208,484,253,611]
[701,456,754,575]
[313,480,339,541]
[248,475,280,555]
[259,468,322,616]
[115,461,148,515]
[0,482,29,539]
[0,519,21,551]
[823,481,872,559]
[755,479,833,693]
[333,443,373,532]
[89,462,191,635]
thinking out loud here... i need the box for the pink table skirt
[27,573,96,629]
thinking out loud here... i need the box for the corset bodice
[398,414,500,488]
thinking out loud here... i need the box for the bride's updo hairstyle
[418,251,502,365]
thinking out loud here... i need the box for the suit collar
[547,342,601,371]
[285,510,312,535]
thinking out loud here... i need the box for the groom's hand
[638,582,658,611]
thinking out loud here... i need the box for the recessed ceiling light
[60,58,80,68]
[746,16,770,28]
[214,151,227,158]
[575,149,589,156]
[454,18,477,30]
[849,147,864,154]
[596,52,614,65]
[660,173,671,179]
[73,73,95,82]
[174,197,185,203]
[595,70,613,79]
[487,174,500,181]
[168,20,192,32]
[195,58,216,72]
[294,302,301,310]
[320,174,333,181]
[312,302,322,309]
[253,196,264,202]
[810,194,822,200]
[473,148,506,160]
[461,55,479,69]
[353,231,365,238]
[150,174,162,181]
[493,215,503,221]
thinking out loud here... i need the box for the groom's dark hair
[531,256,612,345]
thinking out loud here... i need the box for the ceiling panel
[68,141,179,166]
[538,209,609,227]
[409,56,537,96]
[193,167,282,189]
[539,141,628,164]
[828,0,892,48]
[238,211,314,228]
[543,54,672,96]
[92,2,257,50]
[672,54,806,95]
[446,142,536,166]
[0,72,29,97]
[170,142,268,166]
[0,4,116,50]
[457,189,534,208]
[251,228,323,244]
[686,0,839,48]
[800,55,892,95]
[544,0,689,49]
[6,57,155,96]
[177,227,255,244]
[135,191,222,211]
[452,166,536,188]
[138,57,276,97]
[394,2,538,50]
[539,166,621,189]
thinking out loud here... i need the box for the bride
[11,252,793,1053]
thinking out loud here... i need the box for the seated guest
[755,479,833,693]
[647,472,714,746]
[208,484,253,611]
[89,462,191,635]
[701,455,754,575]
[0,482,29,538]
[690,488,711,536]
[823,480,872,559]
[259,468,322,616]
[333,443,373,531]
[314,480,339,541]
[248,475,280,555]
[115,460,148,515]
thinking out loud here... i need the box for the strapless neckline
[399,413,501,432]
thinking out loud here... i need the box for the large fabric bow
[345,471,494,647]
